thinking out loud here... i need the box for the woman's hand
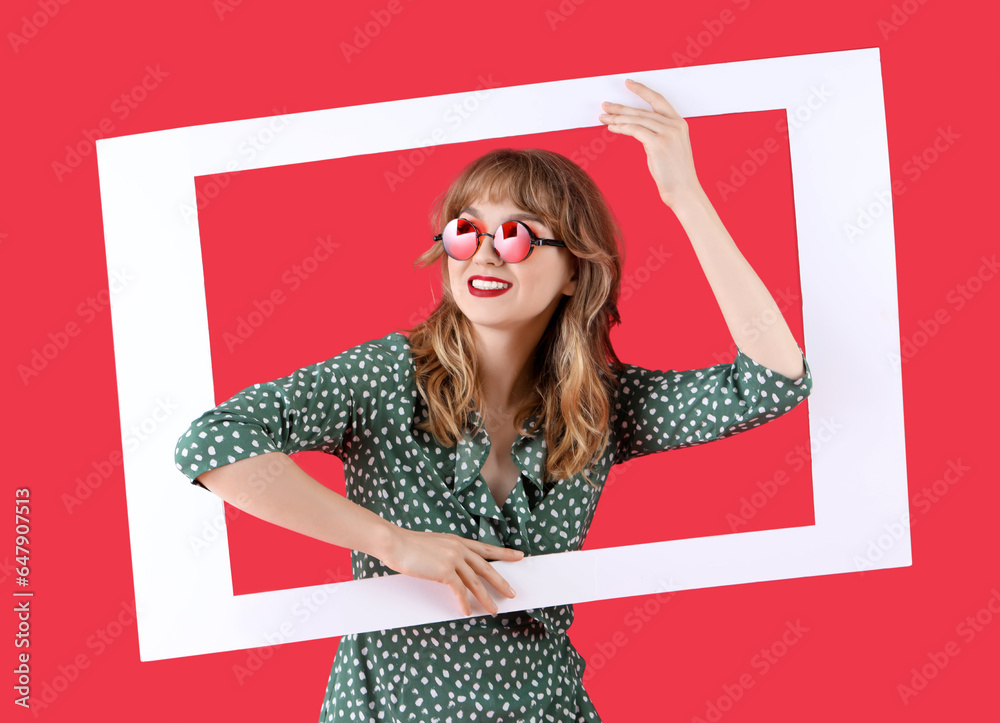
[599,78,704,210]
[378,526,523,617]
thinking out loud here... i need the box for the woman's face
[446,196,578,336]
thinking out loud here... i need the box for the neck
[465,292,566,420]
[473,326,544,417]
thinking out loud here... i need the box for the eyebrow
[459,206,546,225]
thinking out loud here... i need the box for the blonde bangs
[433,153,566,245]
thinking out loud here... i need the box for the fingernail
[509,586,516,596]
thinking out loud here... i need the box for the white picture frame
[96,47,908,662]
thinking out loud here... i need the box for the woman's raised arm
[600,79,807,379]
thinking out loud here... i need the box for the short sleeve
[611,345,813,465]
[173,346,370,491]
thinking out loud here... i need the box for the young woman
[174,80,813,721]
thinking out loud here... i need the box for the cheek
[520,270,562,300]
[446,260,465,296]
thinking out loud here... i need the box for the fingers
[454,562,499,617]
[601,100,685,131]
[447,576,473,616]
[476,558,518,600]
[623,78,683,120]
[474,540,525,561]
[600,79,687,137]
[600,102,661,123]
[470,542,521,596]
[604,121,659,146]
[448,541,522,617]
[599,109,669,136]
[396,533,524,618]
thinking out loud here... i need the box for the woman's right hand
[378,526,524,617]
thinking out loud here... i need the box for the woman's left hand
[599,79,704,210]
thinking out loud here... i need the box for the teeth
[471,279,512,290]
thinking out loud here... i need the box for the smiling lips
[468,275,512,297]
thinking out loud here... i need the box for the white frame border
[96,47,908,662]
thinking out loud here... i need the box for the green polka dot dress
[174,331,813,721]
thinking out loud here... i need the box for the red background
[3,0,997,720]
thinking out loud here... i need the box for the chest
[479,421,521,507]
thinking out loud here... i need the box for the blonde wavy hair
[405,148,626,488]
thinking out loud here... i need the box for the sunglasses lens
[441,218,479,260]
[494,221,531,263]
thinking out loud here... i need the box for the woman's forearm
[670,187,807,379]
[597,80,806,379]
[196,452,399,560]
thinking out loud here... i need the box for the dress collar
[452,408,546,495]
[442,408,572,636]
[450,408,552,547]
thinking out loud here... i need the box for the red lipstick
[468,275,513,298]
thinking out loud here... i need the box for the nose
[472,230,503,265]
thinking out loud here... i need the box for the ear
[562,267,578,297]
